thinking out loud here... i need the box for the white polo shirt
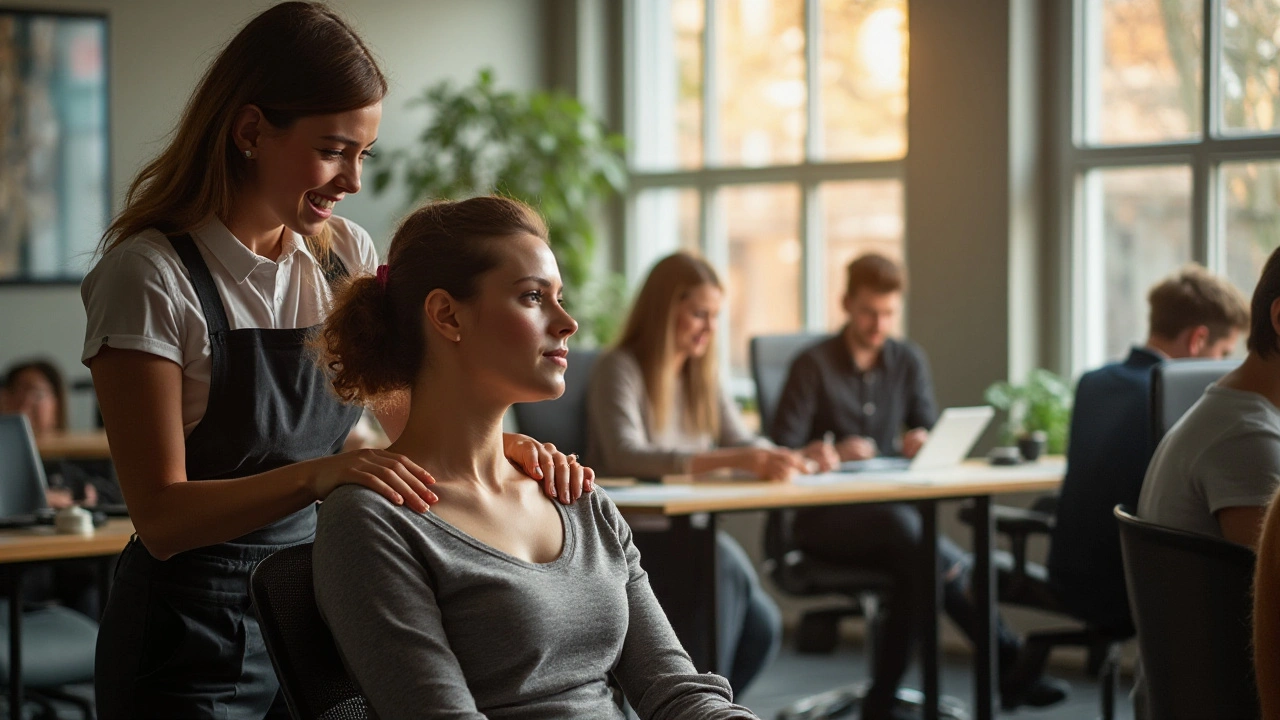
[81,215,378,435]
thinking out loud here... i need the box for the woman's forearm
[129,463,318,560]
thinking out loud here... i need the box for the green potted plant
[983,369,1073,459]
[370,68,629,345]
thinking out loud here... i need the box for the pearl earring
[243,149,254,159]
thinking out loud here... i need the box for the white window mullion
[801,181,825,330]
[703,0,720,168]
[804,0,822,161]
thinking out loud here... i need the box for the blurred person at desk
[1050,265,1246,640]
[770,253,1066,718]
[1,359,118,617]
[1,358,123,508]
[587,251,799,696]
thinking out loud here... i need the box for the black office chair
[1150,358,1240,442]
[1114,505,1259,720]
[512,348,601,459]
[250,543,370,720]
[750,334,965,720]
[955,497,1126,718]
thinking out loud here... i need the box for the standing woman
[586,251,803,695]
[83,4,585,718]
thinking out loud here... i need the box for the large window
[627,0,908,379]
[1065,0,1280,369]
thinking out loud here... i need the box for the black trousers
[792,502,1021,717]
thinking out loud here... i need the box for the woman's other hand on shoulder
[501,433,595,505]
[305,449,438,514]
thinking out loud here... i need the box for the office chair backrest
[0,415,50,519]
[1150,358,1240,442]
[512,348,600,457]
[749,333,824,438]
[1114,505,1258,720]
[250,543,370,720]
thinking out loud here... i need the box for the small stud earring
[243,149,254,159]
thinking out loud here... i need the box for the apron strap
[168,233,231,335]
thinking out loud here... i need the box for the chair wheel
[796,611,840,654]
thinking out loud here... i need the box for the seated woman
[586,251,804,694]
[312,197,757,720]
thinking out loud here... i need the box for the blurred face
[251,103,382,238]
[1198,330,1240,360]
[454,234,579,403]
[672,284,722,360]
[2,369,58,436]
[843,288,901,351]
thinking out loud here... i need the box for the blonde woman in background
[587,251,803,695]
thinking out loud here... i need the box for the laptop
[0,415,54,528]
[838,405,995,474]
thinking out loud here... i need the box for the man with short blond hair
[1050,264,1250,637]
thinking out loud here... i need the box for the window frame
[623,0,907,382]
[1057,0,1280,373]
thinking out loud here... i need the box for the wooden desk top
[36,431,111,461]
[0,519,133,564]
[606,458,1065,516]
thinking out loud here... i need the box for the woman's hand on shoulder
[501,433,595,505]
[306,449,438,513]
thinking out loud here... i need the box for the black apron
[94,234,362,720]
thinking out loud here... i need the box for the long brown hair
[615,252,722,437]
[317,197,549,407]
[99,2,386,254]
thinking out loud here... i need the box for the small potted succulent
[984,369,1073,461]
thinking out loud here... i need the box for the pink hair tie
[375,264,389,289]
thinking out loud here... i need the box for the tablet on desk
[839,457,911,473]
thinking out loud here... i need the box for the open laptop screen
[0,414,51,520]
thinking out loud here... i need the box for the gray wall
[0,0,546,427]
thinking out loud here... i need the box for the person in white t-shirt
[82,4,588,719]
[1137,246,1280,718]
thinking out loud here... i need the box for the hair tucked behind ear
[317,196,549,406]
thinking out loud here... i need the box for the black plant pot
[1017,431,1048,462]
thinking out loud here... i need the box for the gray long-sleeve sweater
[313,484,757,720]
[585,347,769,477]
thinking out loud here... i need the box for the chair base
[775,681,968,720]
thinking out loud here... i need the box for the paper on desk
[602,484,770,503]
[790,467,973,486]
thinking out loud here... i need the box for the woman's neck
[223,193,286,260]
[387,372,511,493]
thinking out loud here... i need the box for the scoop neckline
[418,494,576,571]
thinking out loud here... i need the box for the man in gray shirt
[1139,250,1280,548]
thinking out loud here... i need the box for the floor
[30,641,1136,720]
[737,638,1136,720]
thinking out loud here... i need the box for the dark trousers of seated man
[794,502,1021,718]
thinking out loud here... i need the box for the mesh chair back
[250,543,370,720]
[1150,358,1240,442]
[512,348,601,458]
[1114,506,1258,720]
[748,333,824,438]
